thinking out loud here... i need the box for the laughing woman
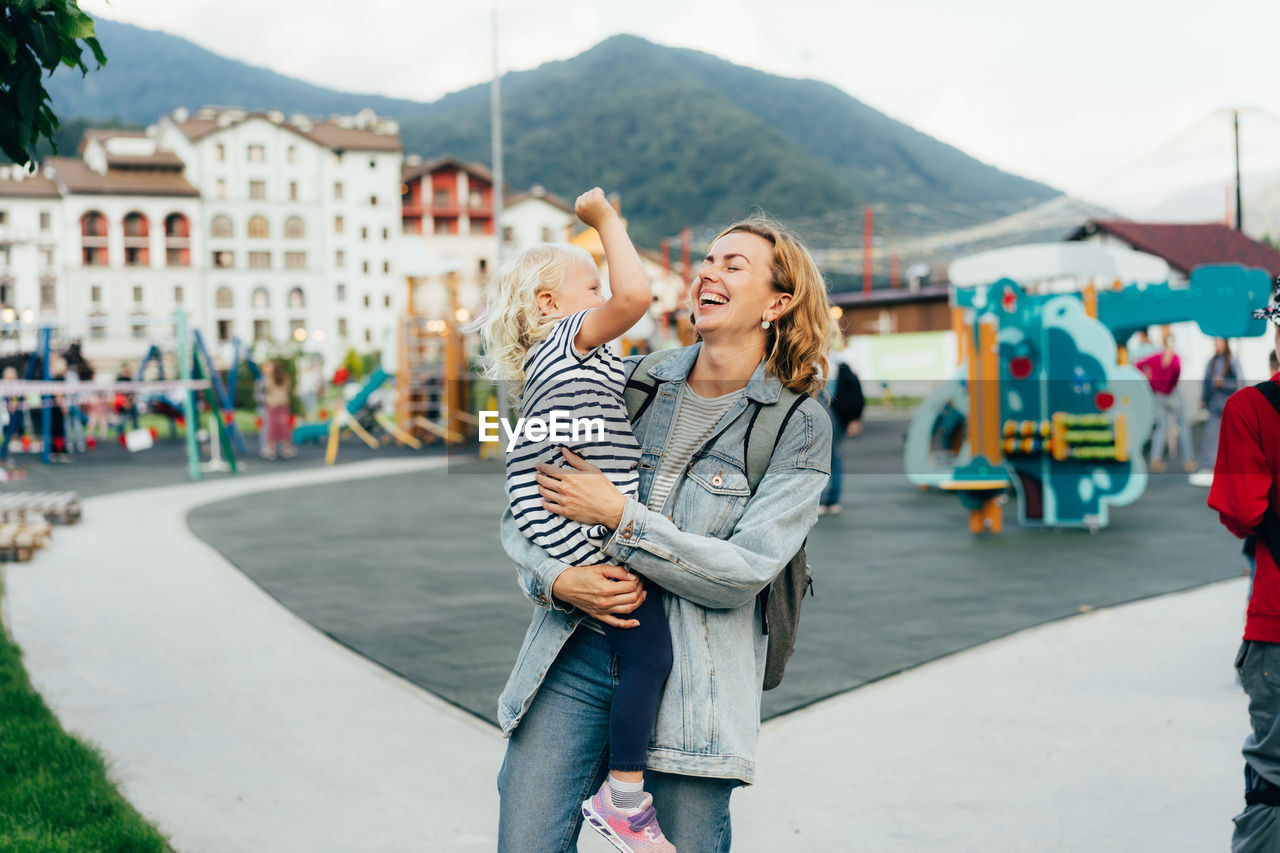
[496,217,835,853]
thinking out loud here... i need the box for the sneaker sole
[581,798,638,853]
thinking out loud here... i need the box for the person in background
[1196,338,1243,482]
[1209,287,1280,849]
[1137,332,1195,473]
[114,363,139,437]
[820,358,865,515]
[1128,327,1159,364]
[261,361,296,460]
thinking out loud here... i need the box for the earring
[760,319,772,331]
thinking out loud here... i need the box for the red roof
[1069,220,1280,279]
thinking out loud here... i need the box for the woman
[1198,337,1242,475]
[495,218,835,852]
[261,360,295,459]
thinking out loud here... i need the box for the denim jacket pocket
[682,454,751,538]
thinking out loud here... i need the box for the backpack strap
[623,350,678,423]
[744,389,806,493]
[1248,380,1280,558]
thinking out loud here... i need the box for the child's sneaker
[581,781,676,852]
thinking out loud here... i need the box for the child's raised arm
[574,187,651,351]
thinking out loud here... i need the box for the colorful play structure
[905,244,1271,534]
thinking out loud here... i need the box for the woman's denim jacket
[497,344,831,784]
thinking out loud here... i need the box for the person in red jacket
[1210,284,1280,850]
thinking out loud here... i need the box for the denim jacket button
[538,594,548,605]
[621,522,634,538]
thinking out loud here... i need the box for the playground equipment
[906,255,1270,533]
[292,367,421,463]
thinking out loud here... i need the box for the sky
[80,0,1280,202]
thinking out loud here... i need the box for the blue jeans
[822,407,843,506]
[497,628,735,852]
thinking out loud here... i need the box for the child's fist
[575,187,616,229]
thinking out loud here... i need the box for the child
[481,188,676,852]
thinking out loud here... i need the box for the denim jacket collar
[647,342,782,405]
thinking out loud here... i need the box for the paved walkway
[2,460,1249,852]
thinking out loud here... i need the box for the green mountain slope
[40,23,1059,248]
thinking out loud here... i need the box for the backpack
[622,350,814,690]
[1244,381,1280,562]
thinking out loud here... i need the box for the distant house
[1067,220,1280,283]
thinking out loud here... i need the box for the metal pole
[176,308,200,481]
[1234,110,1243,231]
[490,0,512,445]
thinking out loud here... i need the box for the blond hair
[712,217,837,396]
[476,243,596,393]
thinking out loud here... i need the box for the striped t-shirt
[646,384,743,514]
[505,310,641,567]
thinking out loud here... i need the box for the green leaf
[85,35,104,67]
[0,22,17,64]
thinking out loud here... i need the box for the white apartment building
[156,106,403,368]
[0,168,64,355]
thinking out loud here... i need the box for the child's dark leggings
[600,575,673,772]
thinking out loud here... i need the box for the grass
[0,580,174,853]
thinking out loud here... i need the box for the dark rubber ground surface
[186,416,1242,725]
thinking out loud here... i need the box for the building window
[90,285,102,304]
[335,250,345,268]
[215,286,233,309]
[39,210,50,231]
[362,294,370,308]
[361,260,369,274]
[289,318,306,340]
[123,212,149,241]
[469,190,483,209]
[288,287,305,309]
[334,181,343,199]
[211,215,233,238]
[125,246,148,266]
[382,227,389,240]
[382,261,390,274]
[131,317,148,339]
[249,180,266,200]
[287,145,296,163]
[35,246,52,268]
[213,250,234,268]
[0,210,7,225]
[502,226,514,242]
[289,181,298,201]
[216,143,225,161]
[285,252,306,270]
[478,258,488,274]
[336,283,346,302]
[253,319,272,342]
[469,219,486,236]
[40,283,55,309]
[434,219,452,235]
[334,215,345,234]
[249,251,271,269]
[174,285,184,304]
[433,189,449,206]
[217,319,233,342]
[369,195,378,207]
[361,226,368,240]
[132,285,144,305]
[285,216,305,238]
[383,294,391,308]
[369,159,376,169]
[248,144,265,162]
[89,314,106,339]
[364,329,372,343]
[252,287,269,309]
[165,213,190,238]
[337,317,348,338]
[81,211,108,266]
[216,178,226,199]
[0,244,9,265]
[248,215,269,238]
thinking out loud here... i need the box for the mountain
[44,18,425,123]
[399,35,1061,245]
[41,22,1061,248]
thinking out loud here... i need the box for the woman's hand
[574,187,617,231]
[552,564,646,629]
[536,447,627,529]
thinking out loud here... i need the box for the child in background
[481,188,676,852]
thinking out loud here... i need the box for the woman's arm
[499,509,647,628]
[601,401,831,610]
